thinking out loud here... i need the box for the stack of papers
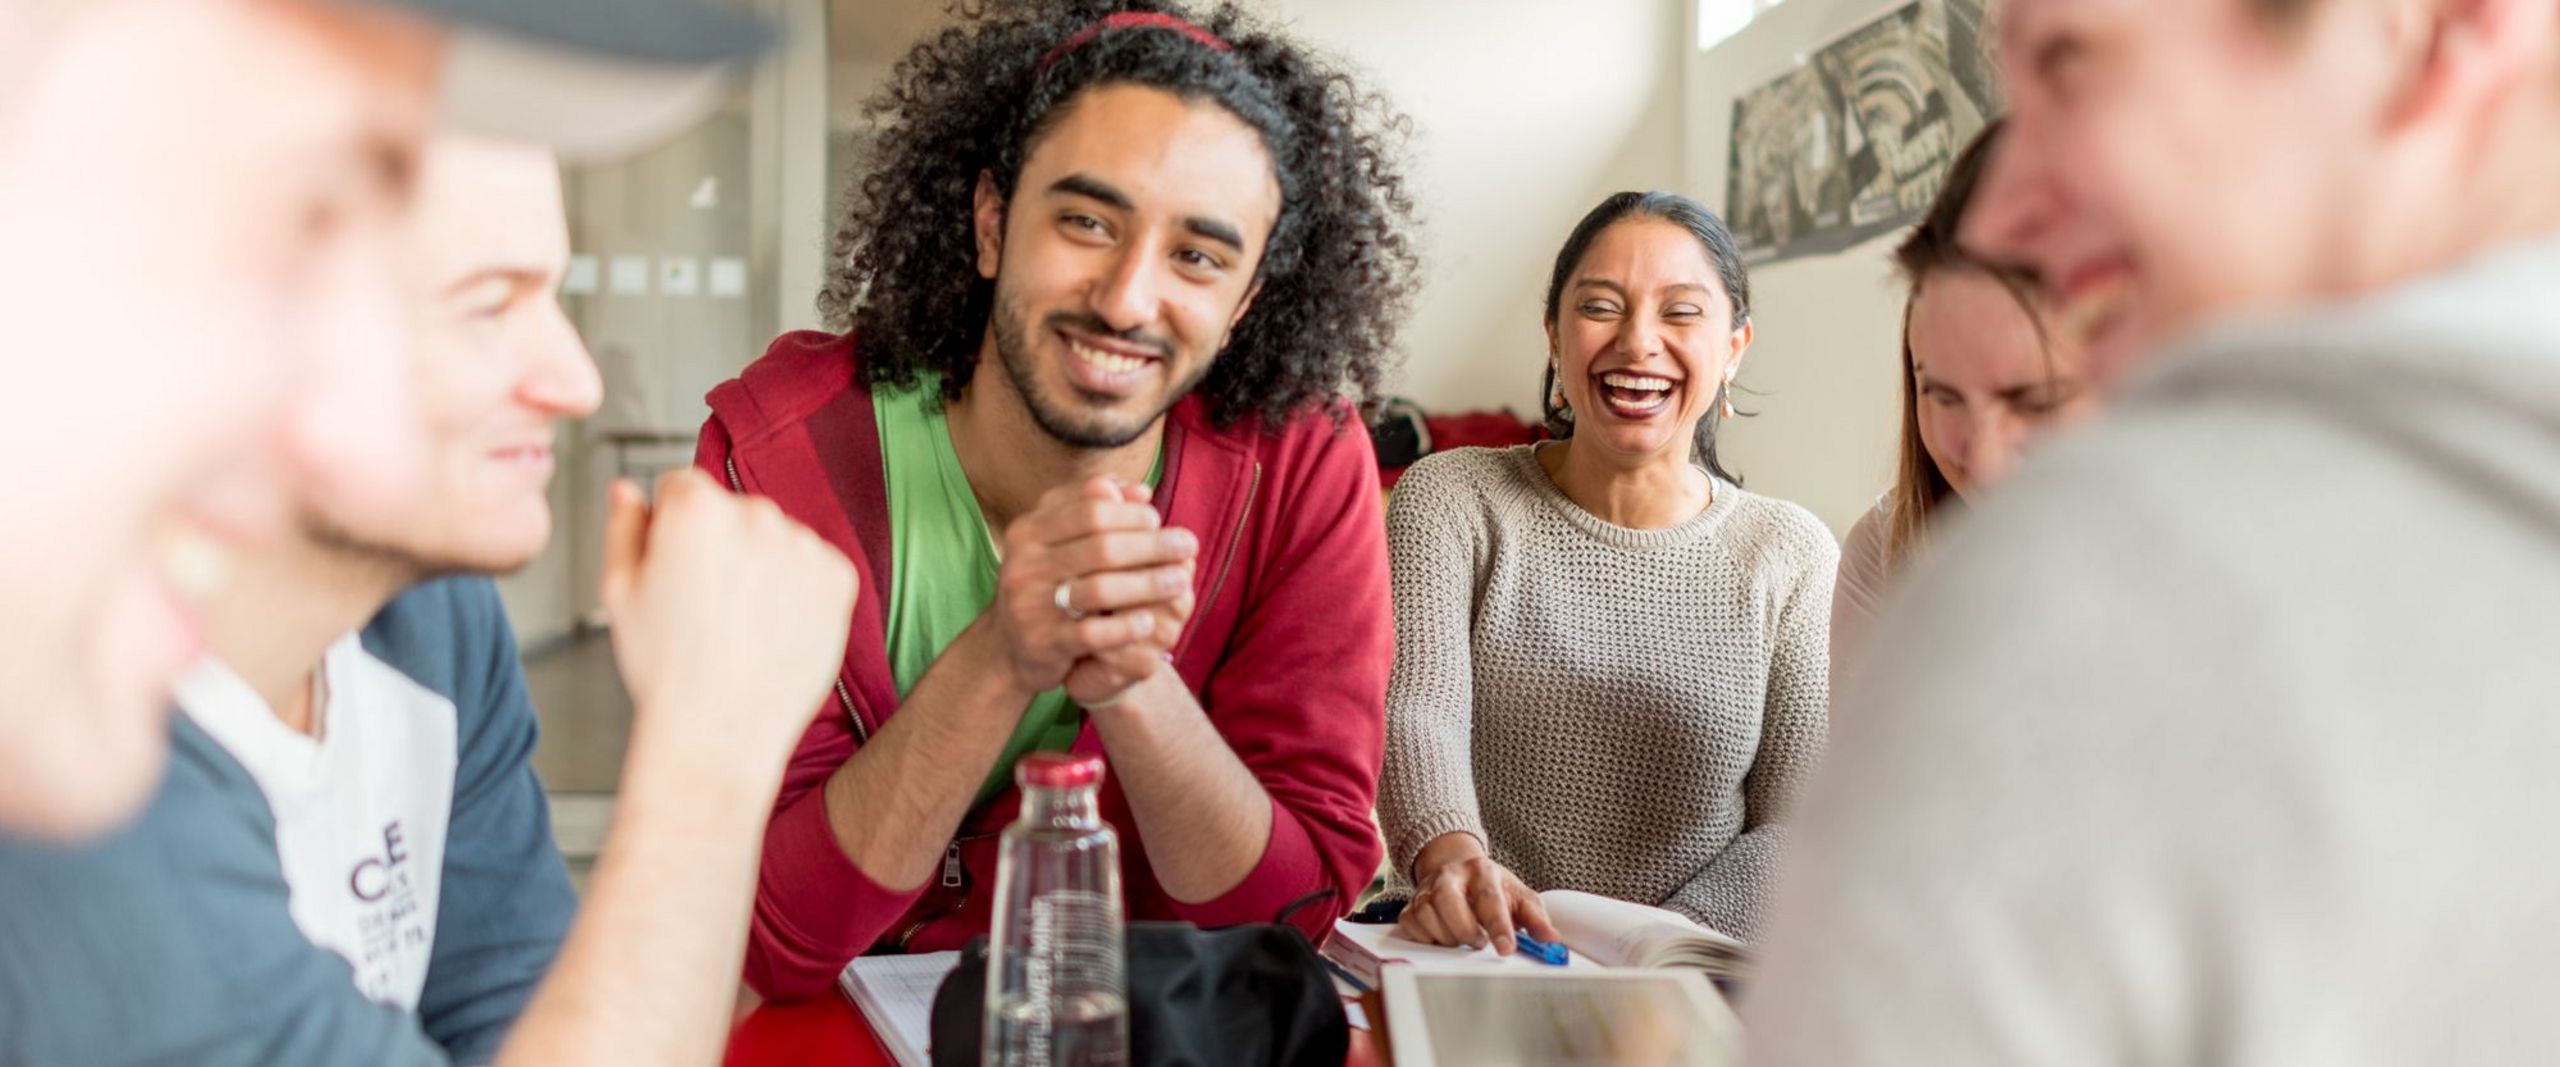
[836,951,961,1067]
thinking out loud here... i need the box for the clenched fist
[599,470,858,760]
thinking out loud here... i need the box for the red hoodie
[695,331,1391,1000]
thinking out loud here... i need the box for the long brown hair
[1882,119,2045,567]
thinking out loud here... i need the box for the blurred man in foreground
[0,0,436,838]
[1749,0,2560,1063]
[0,0,768,839]
[0,131,857,1065]
[0,2,877,1064]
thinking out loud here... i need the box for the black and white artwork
[1724,0,2001,265]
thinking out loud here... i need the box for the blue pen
[1513,931,1569,966]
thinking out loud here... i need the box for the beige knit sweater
[1377,445,1836,940]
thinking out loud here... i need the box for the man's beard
[989,286,1212,450]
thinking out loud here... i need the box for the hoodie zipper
[891,831,997,951]
[836,679,869,744]
[728,453,873,744]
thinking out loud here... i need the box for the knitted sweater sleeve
[1663,530,1836,940]
[1376,459,1490,879]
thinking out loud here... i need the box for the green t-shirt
[874,378,1160,807]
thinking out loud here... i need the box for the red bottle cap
[1016,752,1105,789]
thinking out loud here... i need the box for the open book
[1323,889,1746,989]
[1541,890,1748,974]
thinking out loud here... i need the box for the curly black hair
[819,0,1424,429]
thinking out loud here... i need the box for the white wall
[757,0,835,340]
[1685,0,1915,536]
[1255,0,1693,418]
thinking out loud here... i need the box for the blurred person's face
[302,135,599,576]
[1547,218,1754,468]
[1960,0,2407,383]
[1907,269,2097,498]
[973,84,1277,450]
[0,0,434,836]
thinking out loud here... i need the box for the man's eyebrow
[1184,217,1245,253]
[1050,173,1249,253]
[1048,172,1132,211]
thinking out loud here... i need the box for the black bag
[928,921,1348,1067]
[1365,397,1430,470]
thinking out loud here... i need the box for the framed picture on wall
[1724,0,2000,265]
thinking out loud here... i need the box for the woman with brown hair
[1380,191,1833,946]
[1831,120,2099,666]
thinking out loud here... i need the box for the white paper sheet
[836,951,961,1067]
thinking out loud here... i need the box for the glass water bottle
[983,753,1129,1067]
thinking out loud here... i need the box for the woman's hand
[1397,832,1561,955]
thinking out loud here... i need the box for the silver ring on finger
[1053,580,1085,620]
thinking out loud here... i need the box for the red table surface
[724,994,1382,1067]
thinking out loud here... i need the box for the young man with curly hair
[694,0,1422,998]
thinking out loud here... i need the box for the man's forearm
[821,617,1038,891]
[1090,670,1273,903]
[491,709,786,1067]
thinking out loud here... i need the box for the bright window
[1698,0,1785,51]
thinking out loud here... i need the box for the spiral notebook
[836,951,963,1067]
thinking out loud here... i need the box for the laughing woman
[1378,192,1835,947]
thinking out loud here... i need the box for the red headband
[1035,12,1233,75]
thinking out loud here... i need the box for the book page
[1539,890,1743,970]
[1329,918,1597,982]
[836,951,961,1067]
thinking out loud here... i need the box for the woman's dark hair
[819,0,1422,428]
[1883,118,2043,566]
[1537,191,1754,484]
